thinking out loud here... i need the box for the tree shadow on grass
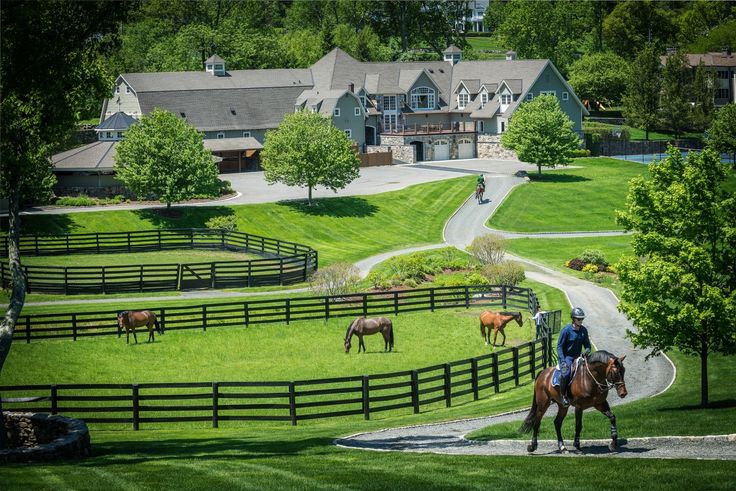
[528,173,591,184]
[9,213,77,236]
[279,197,378,218]
[656,398,736,411]
[133,206,235,229]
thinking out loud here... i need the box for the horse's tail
[389,322,394,349]
[155,317,163,335]
[518,382,539,434]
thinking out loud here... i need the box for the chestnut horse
[344,316,394,353]
[117,310,162,344]
[475,183,485,204]
[479,311,522,346]
[519,350,628,453]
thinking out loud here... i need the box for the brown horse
[117,310,163,344]
[520,350,628,453]
[344,316,394,353]
[475,183,485,204]
[479,311,523,346]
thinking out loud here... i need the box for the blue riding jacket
[557,323,591,377]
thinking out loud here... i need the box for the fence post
[243,303,249,327]
[210,263,216,289]
[362,375,370,420]
[127,232,131,253]
[212,382,219,428]
[25,316,31,344]
[491,353,500,393]
[247,261,252,287]
[430,288,435,312]
[158,230,162,250]
[221,229,225,248]
[132,384,139,431]
[502,285,507,309]
[64,267,68,295]
[443,364,451,407]
[471,358,479,400]
[362,294,368,317]
[512,346,519,386]
[529,342,536,379]
[102,266,106,294]
[279,258,284,284]
[35,235,40,255]
[139,265,144,292]
[324,297,330,319]
[289,382,297,426]
[72,313,77,341]
[96,233,100,254]
[202,305,207,331]
[285,299,291,325]
[465,286,469,308]
[394,292,399,316]
[160,308,166,333]
[51,385,58,415]
[411,370,419,414]
[24,266,31,294]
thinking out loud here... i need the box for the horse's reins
[583,357,625,392]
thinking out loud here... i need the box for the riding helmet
[571,307,585,319]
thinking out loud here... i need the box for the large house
[52,47,586,196]
[661,48,736,106]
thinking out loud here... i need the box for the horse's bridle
[584,358,625,392]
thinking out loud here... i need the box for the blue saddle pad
[552,369,561,387]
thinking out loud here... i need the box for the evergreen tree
[659,51,692,139]
[691,60,716,132]
[623,43,662,140]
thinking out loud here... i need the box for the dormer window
[457,91,469,110]
[501,94,511,105]
[481,92,489,107]
[410,87,435,110]
[359,93,366,108]
[217,132,225,139]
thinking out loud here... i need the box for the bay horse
[519,350,628,453]
[344,316,394,353]
[479,311,522,346]
[475,183,485,204]
[117,310,163,344]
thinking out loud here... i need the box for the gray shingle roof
[203,137,262,152]
[51,141,118,171]
[121,69,313,92]
[205,54,225,64]
[96,111,137,131]
[444,45,462,54]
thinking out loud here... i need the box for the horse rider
[556,307,592,407]
[476,174,485,193]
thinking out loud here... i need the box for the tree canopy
[622,43,661,140]
[616,148,736,407]
[706,103,736,162]
[260,111,360,204]
[658,51,692,139]
[567,52,630,107]
[114,109,220,209]
[500,94,581,176]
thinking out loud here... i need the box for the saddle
[552,356,584,387]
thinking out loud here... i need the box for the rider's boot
[559,375,570,407]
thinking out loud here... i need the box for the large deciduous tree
[567,52,630,107]
[623,43,661,140]
[0,0,123,446]
[691,61,716,132]
[616,148,736,408]
[260,111,360,205]
[706,103,736,165]
[114,109,220,210]
[500,94,581,176]
[603,0,678,58]
[659,51,692,139]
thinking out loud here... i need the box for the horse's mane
[588,350,616,364]
[344,318,358,340]
[500,311,521,317]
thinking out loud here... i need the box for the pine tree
[623,43,661,140]
[659,51,692,139]
[691,61,715,132]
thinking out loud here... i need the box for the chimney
[348,82,354,93]
[505,51,517,61]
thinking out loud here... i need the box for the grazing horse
[520,350,628,453]
[344,316,394,353]
[479,311,523,346]
[475,183,485,204]
[117,310,163,344]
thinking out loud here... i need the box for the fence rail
[0,229,318,294]
[0,332,554,429]
[11,284,542,343]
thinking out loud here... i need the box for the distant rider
[556,307,592,407]
[476,174,485,193]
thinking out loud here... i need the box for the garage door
[458,139,474,159]
[433,140,449,160]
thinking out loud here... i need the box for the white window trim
[500,94,512,105]
[354,107,361,116]
[410,86,436,110]
[242,131,251,138]
[562,92,569,101]
[541,90,556,97]
[526,93,534,101]
[125,86,131,94]
[478,121,484,133]
[334,108,341,117]
[480,91,489,107]
[344,129,352,138]
[383,95,397,111]
[217,132,225,139]
[115,86,120,95]
[457,91,469,110]
[206,64,213,72]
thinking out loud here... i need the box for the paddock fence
[0,228,318,294]
[0,328,557,429]
[10,284,543,343]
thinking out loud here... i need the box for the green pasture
[19,249,259,267]
[488,157,647,232]
[2,350,734,490]
[583,121,704,141]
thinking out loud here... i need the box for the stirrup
[561,395,570,407]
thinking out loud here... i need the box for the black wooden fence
[0,229,318,294]
[0,331,555,429]
[11,284,539,343]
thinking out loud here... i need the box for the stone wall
[477,134,518,160]
[1,412,91,463]
[367,141,415,165]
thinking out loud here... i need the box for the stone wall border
[1,412,91,463]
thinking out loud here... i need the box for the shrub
[404,278,418,288]
[579,249,607,266]
[468,233,506,265]
[464,272,490,286]
[582,263,599,274]
[309,262,360,296]
[205,215,238,232]
[566,258,587,271]
[219,179,234,195]
[481,261,526,286]
[570,149,591,158]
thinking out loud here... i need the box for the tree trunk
[537,164,542,176]
[0,189,27,449]
[308,186,313,205]
[700,333,709,408]
[645,128,650,141]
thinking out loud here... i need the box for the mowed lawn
[20,249,260,267]
[489,157,648,232]
[18,177,473,267]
